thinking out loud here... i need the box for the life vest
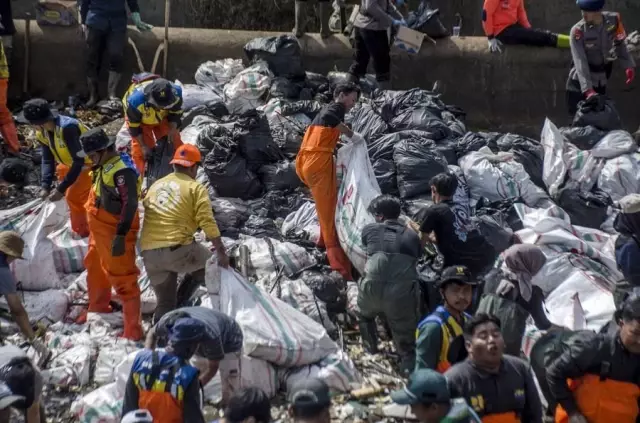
[90,153,141,214]
[35,116,91,167]
[131,350,200,423]
[555,360,640,423]
[123,78,182,127]
[416,306,470,373]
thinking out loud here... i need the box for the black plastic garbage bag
[244,35,305,80]
[368,132,401,162]
[494,133,545,190]
[393,139,449,198]
[472,215,515,255]
[196,124,236,158]
[403,195,433,220]
[407,2,448,38]
[0,158,29,186]
[305,72,329,91]
[270,77,302,99]
[475,198,524,232]
[390,108,451,140]
[258,160,302,192]
[211,197,250,233]
[434,138,458,165]
[374,88,447,121]
[300,269,347,313]
[327,72,379,96]
[349,103,389,142]
[204,153,263,200]
[555,187,611,229]
[236,115,285,171]
[247,189,309,219]
[442,111,466,138]
[146,137,175,186]
[559,125,607,150]
[455,132,491,158]
[241,215,282,239]
[573,96,622,131]
[280,100,324,119]
[181,103,229,128]
[372,158,398,195]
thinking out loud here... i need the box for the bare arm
[199,360,220,386]
[5,294,35,341]
[337,123,353,138]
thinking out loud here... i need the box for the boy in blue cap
[566,0,635,115]
[123,317,205,423]
[391,369,481,422]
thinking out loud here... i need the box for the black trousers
[565,63,612,116]
[348,27,390,82]
[86,26,127,80]
[497,23,557,47]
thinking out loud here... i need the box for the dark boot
[319,1,332,39]
[293,1,306,38]
[86,77,99,108]
[107,71,122,100]
[377,80,392,91]
[359,318,379,353]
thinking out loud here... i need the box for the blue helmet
[577,0,605,11]
[168,317,205,345]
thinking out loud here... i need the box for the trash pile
[2,33,638,421]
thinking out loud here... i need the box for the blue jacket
[616,236,640,287]
[80,0,140,32]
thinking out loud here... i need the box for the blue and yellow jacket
[123,80,183,136]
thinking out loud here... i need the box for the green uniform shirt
[415,322,442,371]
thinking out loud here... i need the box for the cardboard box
[393,26,425,54]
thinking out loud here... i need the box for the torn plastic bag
[263,277,337,333]
[555,187,611,229]
[590,130,637,159]
[216,267,339,366]
[204,153,263,200]
[280,349,360,393]
[393,139,448,198]
[598,153,640,201]
[336,142,381,273]
[573,96,622,131]
[195,59,244,88]
[348,103,389,142]
[257,160,302,192]
[390,108,451,140]
[211,197,250,233]
[299,269,347,313]
[281,201,320,244]
[560,125,607,150]
[270,77,303,99]
[236,113,285,171]
[407,2,448,38]
[372,158,398,195]
[244,35,305,80]
[241,215,281,239]
[176,81,223,111]
[0,200,65,290]
[224,62,273,115]
[235,236,316,280]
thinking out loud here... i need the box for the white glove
[488,38,502,53]
[350,132,366,145]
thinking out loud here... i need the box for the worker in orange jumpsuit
[122,76,183,175]
[295,82,363,281]
[547,294,640,423]
[79,128,143,340]
[482,0,570,52]
[0,37,18,154]
[21,99,92,237]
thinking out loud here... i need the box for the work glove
[626,68,635,85]
[131,12,154,32]
[584,88,597,99]
[111,235,126,257]
[488,38,502,53]
[392,19,407,27]
[350,132,366,145]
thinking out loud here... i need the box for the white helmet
[122,409,153,423]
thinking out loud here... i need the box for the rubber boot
[122,297,143,341]
[293,1,306,38]
[359,318,379,353]
[86,77,99,108]
[107,71,122,100]
[319,1,332,39]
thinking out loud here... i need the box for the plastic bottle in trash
[452,13,462,37]
[68,96,77,117]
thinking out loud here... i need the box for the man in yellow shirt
[140,144,229,322]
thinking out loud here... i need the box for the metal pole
[163,0,170,77]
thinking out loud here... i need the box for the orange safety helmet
[170,144,202,167]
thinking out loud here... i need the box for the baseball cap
[0,381,24,410]
[619,194,640,214]
[170,144,202,167]
[438,265,477,288]
[19,99,57,125]
[168,317,205,345]
[288,378,332,410]
[146,79,179,109]
[390,369,450,405]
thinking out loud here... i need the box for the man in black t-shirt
[418,173,496,277]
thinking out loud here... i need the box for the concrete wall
[7,20,640,136]
[12,0,640,35]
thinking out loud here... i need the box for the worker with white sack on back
[0,231,49,366]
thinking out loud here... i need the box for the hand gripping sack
[335,142,382,274]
